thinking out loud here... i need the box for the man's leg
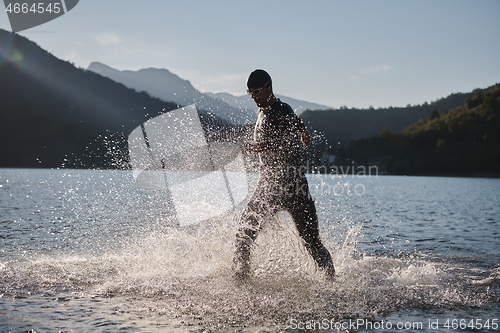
[233,205,260,277]
[233,189,274,278]
[287,179,335,276]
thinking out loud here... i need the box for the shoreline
[1,166,500,179]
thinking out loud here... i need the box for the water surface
[0,169,498,332]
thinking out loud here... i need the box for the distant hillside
[0,29,233,169]
[2,28,496,173]
[342,84,500,175]
[300,89,492,149]
[87,62,252,124]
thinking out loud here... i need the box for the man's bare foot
[232,259,250,281]
[325,265,335,281]
[233,269,249,281]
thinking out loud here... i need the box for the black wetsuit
[234,99,333,274]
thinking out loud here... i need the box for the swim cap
[247,69,272,89]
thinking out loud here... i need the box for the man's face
[249,86,273,108]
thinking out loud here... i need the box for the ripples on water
[0,169,499,332]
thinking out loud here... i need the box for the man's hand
[300,129,312,146]
[251,142,269,153]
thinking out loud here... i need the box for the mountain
[300,88,493,150]
[87,62,331,123]
[341,84,500,175]
[1,28,496,173]
[87,62,253,124]
[0,29,234,169]
[205,92,331,114]
[87,62,193,106]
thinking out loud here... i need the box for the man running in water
[233,69,335,279]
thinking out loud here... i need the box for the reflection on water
[0,169,499,332]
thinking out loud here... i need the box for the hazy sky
[1,0,499,108]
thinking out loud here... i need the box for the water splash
[1,204,494,332]
[2,171,498,331]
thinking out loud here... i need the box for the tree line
[337,84,500,176]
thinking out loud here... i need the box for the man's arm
[242,141,269,153]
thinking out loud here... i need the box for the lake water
[0,169,499,332]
